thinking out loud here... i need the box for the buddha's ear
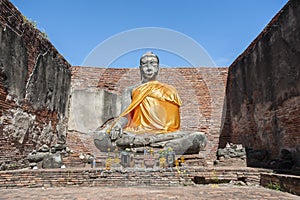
[139,66,143,79]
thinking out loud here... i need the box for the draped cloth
[119,81,182,134]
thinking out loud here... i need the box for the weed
[267,182,282,191]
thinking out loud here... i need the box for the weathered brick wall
[69,66,228,161]
[0,0,71,169]
[220,0,300,168]
[260,173,300,195]
[0,167,269,188]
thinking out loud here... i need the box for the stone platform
[0,166,299,197]
[0,167,270,188]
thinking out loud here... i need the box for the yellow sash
[119,81,182,134]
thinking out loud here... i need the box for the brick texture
[0,167,270,188]
[260,173,300,195]
[220,0,300,167]
[0,0,71,168]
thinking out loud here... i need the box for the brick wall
[0,167,269,188]
[260,173,300,195]
[220,0,300,168]
[0,0,71,169]
[69,66,228,161]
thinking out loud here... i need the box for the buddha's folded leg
[93,130,114,152]
[164,132,207,155]
[148,131,187,144]
[115,132,150,148]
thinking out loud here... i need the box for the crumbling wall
[220,0,300,169]
[0,0,71,169]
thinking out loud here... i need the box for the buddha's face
[140,55,159,82]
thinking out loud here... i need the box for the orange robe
[119,81,182,134]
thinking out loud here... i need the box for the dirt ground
[0,184,298,200]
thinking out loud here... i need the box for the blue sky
[10,0,288,68]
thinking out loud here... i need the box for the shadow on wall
[217,0,300,173]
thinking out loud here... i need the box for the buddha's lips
[144,73,154,76]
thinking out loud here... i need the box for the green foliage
[22,15,37,27]
[21,14,49,40]
[41,31,49,39]
[267,182,282,191]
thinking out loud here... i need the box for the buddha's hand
[109,122,123,141]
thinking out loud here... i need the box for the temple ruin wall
[220,0,300,168]
[0,0,71,167]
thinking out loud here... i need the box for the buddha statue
[94,52,207,155]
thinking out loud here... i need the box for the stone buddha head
[139,52,159,83]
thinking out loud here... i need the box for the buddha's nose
[147,63,152,70]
